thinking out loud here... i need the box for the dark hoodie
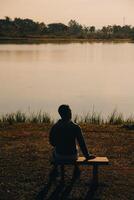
[49,120,89,158]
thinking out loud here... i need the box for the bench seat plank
[77,156,109,165]
[52,156,109,165]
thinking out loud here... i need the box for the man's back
[49,120,80,155]
[49,119,89,158]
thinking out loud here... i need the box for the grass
[74,112,104,125]
[0,111,53,125]
[74,110,134,125]
[1,109,134,127]
[0,123,133,200]
[0,110,134,126]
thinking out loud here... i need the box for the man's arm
[76,126,90,159]
[49,126,56,147]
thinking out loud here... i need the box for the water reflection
[0,42,134,118]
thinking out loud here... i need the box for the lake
[0,42,134,119]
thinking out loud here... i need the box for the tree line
[0,17,134,40]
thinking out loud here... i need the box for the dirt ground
[0,123,133,200]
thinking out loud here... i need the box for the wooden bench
[52,156,109,186]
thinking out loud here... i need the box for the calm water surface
[0,42,134,118]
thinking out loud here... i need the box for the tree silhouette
[0,17,134,40]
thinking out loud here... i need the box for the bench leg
[60,165,65,182]
[92,165,98,187]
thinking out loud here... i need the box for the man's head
[58,104,72,121]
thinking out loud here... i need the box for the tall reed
[0,110,134,125]
[0,111,53,125]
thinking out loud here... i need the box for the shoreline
[0,37,133,44]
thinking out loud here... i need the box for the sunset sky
[0,0,134,27]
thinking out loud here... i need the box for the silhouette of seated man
[49,104,95,178]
